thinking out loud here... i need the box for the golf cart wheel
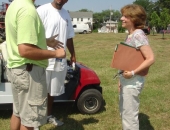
[77,89,103,114]
[83,30,87,34]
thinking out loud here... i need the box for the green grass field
[0,33,170,130]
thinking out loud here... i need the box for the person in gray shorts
[5,0,66,130]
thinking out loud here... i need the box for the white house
[69,11,93,30]
[103,20,118,33]
[98,20,118,33]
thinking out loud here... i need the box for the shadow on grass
[139,113,154,130]
[52,100,106,116]
[150,34,158,36]
[0,101,106,130]
[43,117,99,130]
[47,102,106,130]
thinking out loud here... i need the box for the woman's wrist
[131,70,135,76]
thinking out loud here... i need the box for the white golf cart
[0,42,103,114]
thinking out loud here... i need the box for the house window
[88,18,90,21]
[72,18,73,21]
[81,18,83,21]
[77,18,79,21]
[73,25,77,28]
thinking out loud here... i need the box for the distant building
[69,11,93,30]
[103,20,118,33]
[98,20,118,33]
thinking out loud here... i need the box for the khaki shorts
[8,64,47,127]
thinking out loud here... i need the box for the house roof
[104,20,118,24]
[69,11,93,18]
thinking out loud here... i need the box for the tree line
[79,0,170,33]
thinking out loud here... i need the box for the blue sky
[0,0,135,12]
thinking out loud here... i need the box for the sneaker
[34,127,39,130]
[47,115,64,126]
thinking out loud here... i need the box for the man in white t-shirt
[37,0,76,127]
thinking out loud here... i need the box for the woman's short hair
[120,4,147,29]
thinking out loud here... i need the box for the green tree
[159,8,170,38]
[150,11,160,35]
[133,0,155,26]
[112,10,121,21]
[157,0,170,11]
[93,10,121,31]
[101,10,112,22]
[93,12,104,30]
[78,9,92,12]
[152,0,170,15]
[133,0,151,11]
[118,21,125,33]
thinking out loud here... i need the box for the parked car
[142,27,150,35]
[0,56,103,114]
[73,23,91,34]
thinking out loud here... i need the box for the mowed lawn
[0,33,170,130]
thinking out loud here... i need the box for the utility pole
[110,6,113,32]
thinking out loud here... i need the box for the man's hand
[54,48,66,58]
[47,34,64,49]
[70,55,76,65]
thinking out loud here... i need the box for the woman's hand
[123,71,133,79]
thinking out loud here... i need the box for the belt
[10,63,34,72]
[56,58,62,62]
[25,63,33,72]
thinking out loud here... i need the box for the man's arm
[18,44,66,60]
[66,38,76,63]
[46,35,64,49]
